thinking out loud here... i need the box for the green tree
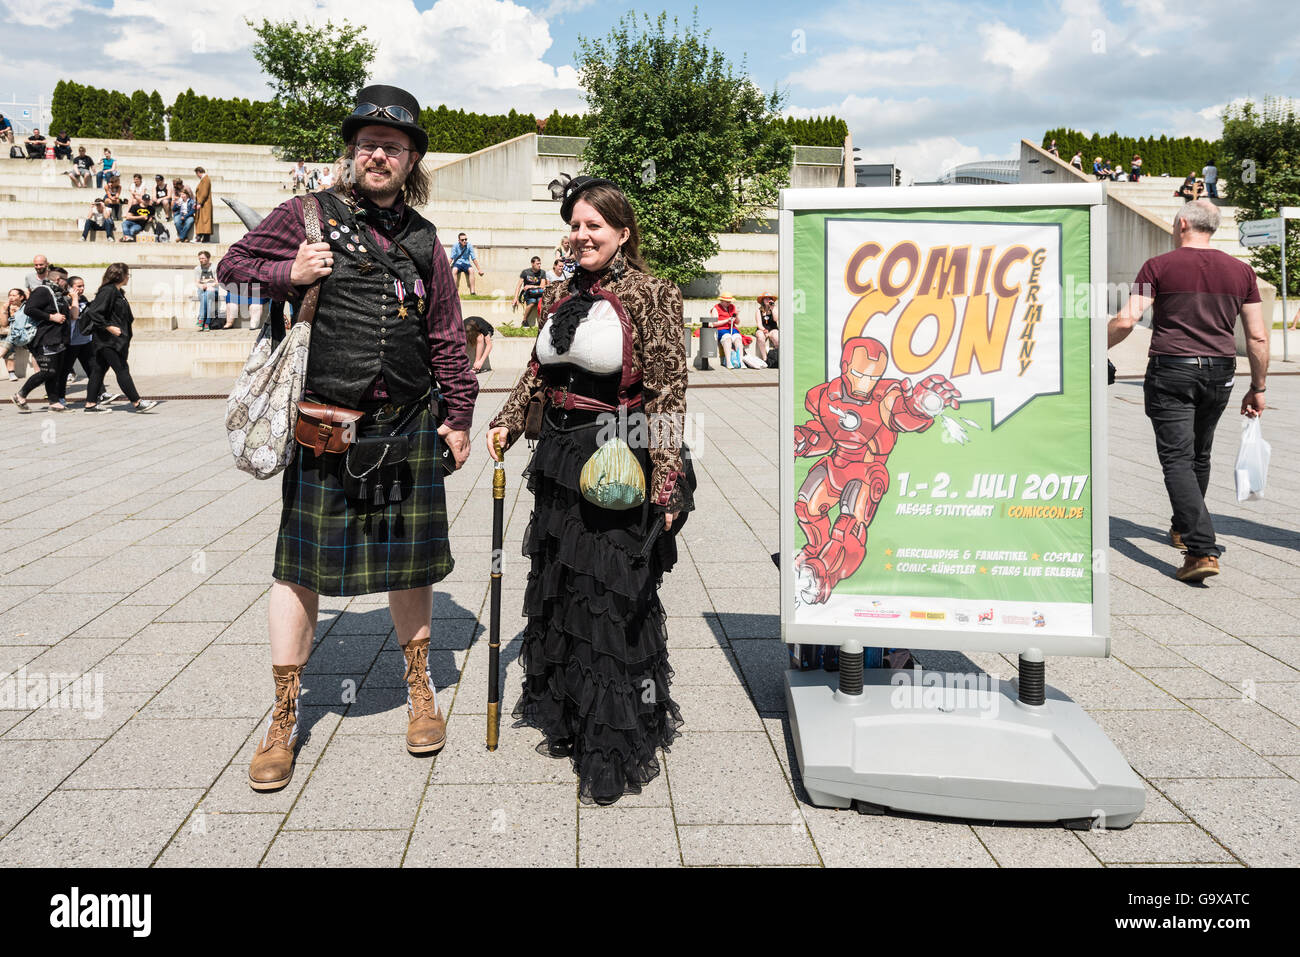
[576,11,792,285]
[248,18,376,161]
[1221,97,1300,296]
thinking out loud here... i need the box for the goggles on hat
[351,102,417,125]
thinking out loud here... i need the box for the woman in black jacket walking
[82,263,157,413]
[13,267,72,412]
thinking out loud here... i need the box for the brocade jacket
[489,264,692,514]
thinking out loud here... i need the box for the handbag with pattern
[226,196,325,479]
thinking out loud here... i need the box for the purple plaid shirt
[216,193,478,431]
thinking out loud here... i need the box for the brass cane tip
[486,702,500,751]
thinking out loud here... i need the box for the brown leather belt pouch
[295,401,365,456]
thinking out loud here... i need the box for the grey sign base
[786,669,1145,828]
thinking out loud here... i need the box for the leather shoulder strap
[290,195,326,330]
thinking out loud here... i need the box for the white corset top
[536,297,625,374]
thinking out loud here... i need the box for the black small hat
[559,175,620,222]
[341,84,428,156]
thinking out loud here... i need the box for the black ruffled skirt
[513,407,689,805]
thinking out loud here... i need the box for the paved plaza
[0,368,1297,867]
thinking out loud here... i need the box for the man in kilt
[218,86,478,792]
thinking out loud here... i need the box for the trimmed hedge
[774,115,849,148]
[1042,128,1221,179]
[50,80,849,154]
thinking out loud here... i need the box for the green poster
[787,201,1100,640]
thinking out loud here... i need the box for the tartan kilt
[273,401,454,597]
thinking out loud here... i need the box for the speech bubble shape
[827,219,1064,427]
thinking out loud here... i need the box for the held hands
[290,240,333,285]
[437,424,470,469]
[485,426,510,462]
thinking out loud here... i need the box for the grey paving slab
[427,717,572,786]
[1174,644,1300,684]
[406,783,575,867]
[304,632,388,676]
[21,637,124,678]
[70,604,165,639]
[1139,667,1240,700]
[677,823,820,866]
[155,811,284,867]
[115,622,225,655]
[94,652,196,694]
[730,639,792,712]
[0,738,103,835]
[1092,710,1284,778]
[1137,783,1190,823]
[138,644,269,718]
[667,731,798,825]
[156,582,267,623]
[0,592,122,645]
[1118,613,1239,646]
[3,692,151,741]
[1185,698,1300,757]
[1078,823,1237,864]
[0,788,205,867]
[62,717,250,789]
[670,682,766,732]
[284,735,432,830]
[579,805,680,867]
[262,829,410,867]
[806,814,996,868]
[972,825,1101,867]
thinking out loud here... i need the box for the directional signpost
[1238,217,1283,248]
[1239,215,1292,360]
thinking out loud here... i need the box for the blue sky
[1,0,1297,178]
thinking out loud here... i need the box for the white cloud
[979,23,1050,78]
[0,0,89,27]
[1,0,582,114]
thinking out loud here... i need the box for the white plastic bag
[1234,415,1270,502]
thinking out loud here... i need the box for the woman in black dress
[485,177,695,806]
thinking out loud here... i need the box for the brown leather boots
[248,639,446,792]
[402,637,447,755]
[248,663,303,792]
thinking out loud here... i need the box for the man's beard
[353,161,408,202]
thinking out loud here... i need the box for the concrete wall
[428,133,537,203]
[1018,139,1277,353]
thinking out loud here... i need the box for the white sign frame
[778,184,1110,658]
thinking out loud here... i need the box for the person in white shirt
[317,166,335,189]
[1202,160,1219,199]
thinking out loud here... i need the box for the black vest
[305,190,439,407]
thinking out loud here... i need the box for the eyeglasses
[352,102,416,125]
[356,141,409,158]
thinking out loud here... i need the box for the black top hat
[341,85,428,156]
[559,175,621,222]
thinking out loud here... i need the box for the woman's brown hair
[568,183,648,272]
[100,262,130,289]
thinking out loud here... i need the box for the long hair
[100,262,129,290]
[334,142,431,209]
[568,183,648,273]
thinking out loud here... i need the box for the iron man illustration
[794,336,961,605]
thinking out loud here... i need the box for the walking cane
[487,434,505,751]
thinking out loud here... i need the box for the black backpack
[766,346,779,369]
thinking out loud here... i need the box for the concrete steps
[4,136,780,349]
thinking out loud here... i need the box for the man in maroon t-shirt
[1108,199,1268,583]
